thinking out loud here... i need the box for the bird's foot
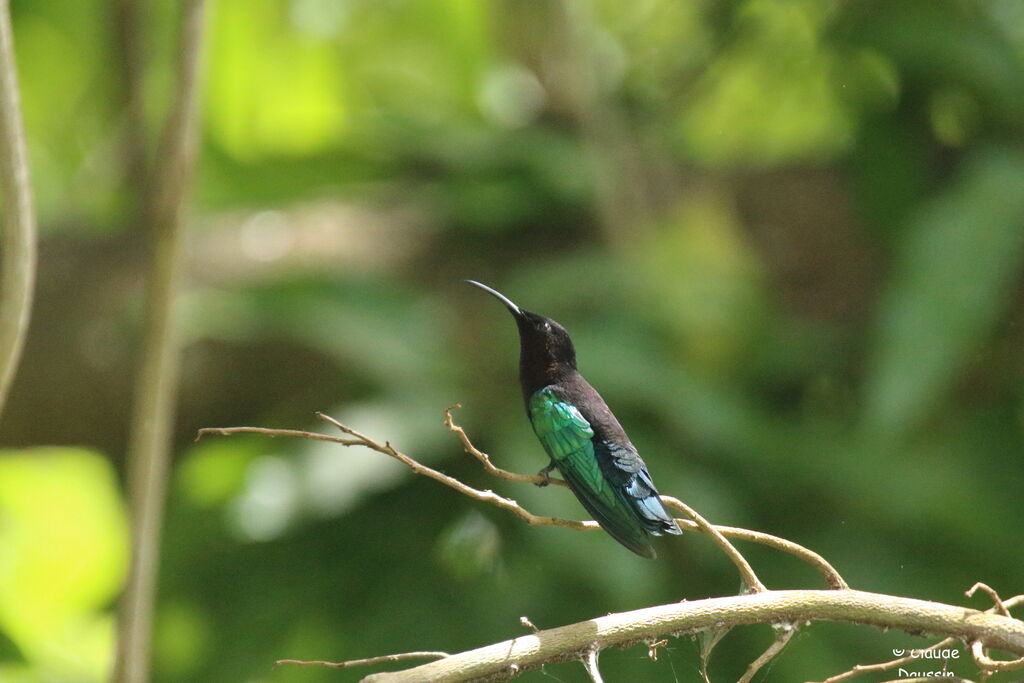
[535,463,556,487]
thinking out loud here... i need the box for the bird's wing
[595,440,682,536]
[529,387,658,558]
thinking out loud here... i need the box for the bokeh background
[2,0,1024,680]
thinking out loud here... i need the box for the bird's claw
[535,463,556,487]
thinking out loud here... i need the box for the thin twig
[646,638,668,661]
[447,406,841,590]
[114,2,209,682]
[198,413,848,590]
[0,0,37,418]
[520,617,539,633]
[444,404,569,488]
[971,639,1024,672]
[276,651,449,670]
[698,624,729,683]
[196,413,1024,681]
[196,425,362,446]
[669,516,848,591]
[737,623,796,683]
[661,496,767,593]
[314,412,597,532]
[966,582,1010,617]
[818,638,960,683]
[581,648,604,683]
[816,594,1024,683]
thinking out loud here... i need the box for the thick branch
[0,0,37,418]
[362,590,1024,682]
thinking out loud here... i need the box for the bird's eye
[544,322,551,331]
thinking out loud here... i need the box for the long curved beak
[466,280,522,317]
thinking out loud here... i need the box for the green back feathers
[529,388,592,460]
[528,387,657,558]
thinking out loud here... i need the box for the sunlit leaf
[0,448,128,681]
[679,0,853,164]
[178,440,255,508]
[206,0,348,158]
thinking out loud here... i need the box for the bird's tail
[558,463,659,559]
[634,493,683,536]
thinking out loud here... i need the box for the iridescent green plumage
[529,387,670,559]
[530,388,603,489]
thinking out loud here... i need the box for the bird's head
[467,280,577,374]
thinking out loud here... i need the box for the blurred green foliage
[0,449,127,681]
[2,0,1024,680]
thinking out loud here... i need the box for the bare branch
[361,589,1024,682]
[581,648,603,683]
[816,594,1024,683]
[276,651,449,670]
[444,404,569,488]
[698,624,729,683]
[114,2,209,681]
[195,412,1024,681]
[200,411,851,594]
[966,582,1010,618]
[661,495,766,593]
[312,412,597,532]
[738,623,796,683]
[446,407,844,590]
[196,425,362,446]
[672,519,848,590]
[646,638,668,661]
[199,410,849,592]
[971,639,1024,673]
[0,0,37,418]
[112,0,147,211]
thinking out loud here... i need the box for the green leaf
[862,148,1024,437]
[0,448,128,681]
[834,0,1024,128]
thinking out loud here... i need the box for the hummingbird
[467,280,682,558]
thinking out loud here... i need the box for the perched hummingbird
[468,280,682,558]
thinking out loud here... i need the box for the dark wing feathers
[529,386,681,558]
[595,440,682,536]
[555,459,658,559]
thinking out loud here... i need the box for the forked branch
[197,407,843,588]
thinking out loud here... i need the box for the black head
[467,280,577,395]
